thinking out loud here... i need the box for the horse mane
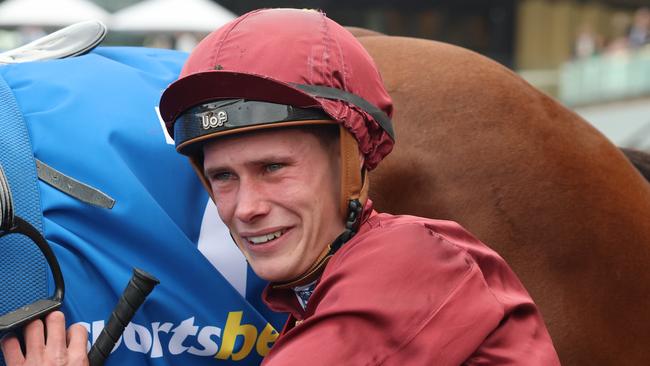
[621,147,650,182]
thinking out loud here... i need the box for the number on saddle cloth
[0,23,285,366]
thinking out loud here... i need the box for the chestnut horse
[357,35,650,365]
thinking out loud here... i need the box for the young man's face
[202,127,343,282]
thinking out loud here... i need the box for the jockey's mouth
[243,229,289,245]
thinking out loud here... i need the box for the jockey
[1,8,560,366]
[159,7,394,290]
[159,8,560,365]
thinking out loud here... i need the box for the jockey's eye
[265,163,284,173]
[210,171,235,182]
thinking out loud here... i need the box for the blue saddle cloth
[0,47,285,366]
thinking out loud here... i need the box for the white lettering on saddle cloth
[75,311,278,361]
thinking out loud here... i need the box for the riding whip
[87,268,159,366]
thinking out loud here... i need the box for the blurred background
[0,0,649,150]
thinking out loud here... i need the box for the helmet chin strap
[272,126,367,289]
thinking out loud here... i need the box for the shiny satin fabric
[262,202,559,365]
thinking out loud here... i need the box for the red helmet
[160,8,394,160]
[160,9,394,273]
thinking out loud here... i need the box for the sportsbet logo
[76,311,278,360]
[216,311,278,360]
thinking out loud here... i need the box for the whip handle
[87,268,159,366]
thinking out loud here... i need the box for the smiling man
[201,125,343,283]
[157,8,560,365]
[1,8,560,366]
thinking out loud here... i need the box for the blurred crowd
[143,32,201,52]
[574,7,650,59]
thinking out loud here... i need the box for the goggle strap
[291,83,395,141]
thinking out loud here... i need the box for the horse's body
[359,35,650,365]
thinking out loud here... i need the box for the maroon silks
[263,202,560,365]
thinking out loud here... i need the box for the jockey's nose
[234,178,271,224]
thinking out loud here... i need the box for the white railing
[559,46,650,106]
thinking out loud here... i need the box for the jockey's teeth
[248,230,282,244]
